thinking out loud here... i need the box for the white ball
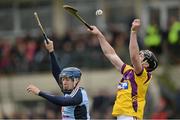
[96,9,103,16]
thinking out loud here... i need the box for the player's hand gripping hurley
[34,12,49,43]
[63,5,93,30]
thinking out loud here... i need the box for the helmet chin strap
[73,78,80,89]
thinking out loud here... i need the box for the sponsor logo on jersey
[118,82,128,90]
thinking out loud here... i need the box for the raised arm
[44,39,61,85]
[27,84,82,106]
[129,19,142,74]
[88,26,124,71]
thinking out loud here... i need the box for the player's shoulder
[75,87,87,94]
[79,87,85,89]
[79,87,88,95]
[79,87,88,93]
[121,64,133,74]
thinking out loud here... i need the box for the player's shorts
[117,115,137,120]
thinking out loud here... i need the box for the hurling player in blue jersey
[27,39,90,120]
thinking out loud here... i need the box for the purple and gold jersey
[112,64,151,119]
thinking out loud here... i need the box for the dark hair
[140,50,158,72]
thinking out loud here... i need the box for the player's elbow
[105,53,114,60]
[104,49,116,57]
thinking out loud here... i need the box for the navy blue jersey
[49,52,61,85]
[39,51,90,119]
[39,87,90,119]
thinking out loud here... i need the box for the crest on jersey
[118,82,128,90]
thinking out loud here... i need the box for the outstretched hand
[26,84,40,95]
[44,39,54,53]
[131,19,141,32]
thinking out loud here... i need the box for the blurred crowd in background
[0,0,180,119]
[0,15,180,74]
[0,25,128,74]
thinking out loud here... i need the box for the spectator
[144,18,162,55]
[167,16,180,64]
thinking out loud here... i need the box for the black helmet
[140,50,158,72]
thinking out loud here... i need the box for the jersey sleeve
[38,89,82,106]
[121,64,133,74]
[50,52,61,85]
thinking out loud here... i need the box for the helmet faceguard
[140,50,158,72]
[59,67,81,93]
